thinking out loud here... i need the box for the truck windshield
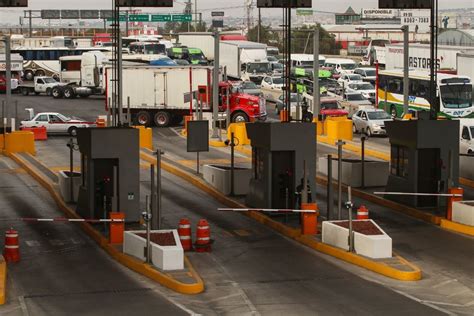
[43,78,57,83]
[144,44,166,55]
[440,84,472,109]
[300,61,313,67]
[365,70,376,76]
[247,63,269,74]
[272,77,284,85]
[341,63,356,70]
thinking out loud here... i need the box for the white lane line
[19,295,30,316]
[391,289,457,316]
[204,292,242,304]
[25,240,40,247]
[49,239,65,246]
[432,279,457,289]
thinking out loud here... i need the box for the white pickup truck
[20,109,96,136]
[18,76,59,96]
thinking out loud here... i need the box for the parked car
[354,67,376,84]
[352,109,392,137]
[346,82,376,104]
[270,62,284,75]
[235,81,261,96]
[261,76,284,102]
[460,119,474,154]
[20,109,96,136]
[337,73,363,87]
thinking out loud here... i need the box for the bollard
[109,212,125,244]
[356,205,369,220]
[447,187,463,220]
[4,228,20,263]
[178,218,192,251]
[195,219,211,253]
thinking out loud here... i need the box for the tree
[291,25,341,55]
[247,24,279,46]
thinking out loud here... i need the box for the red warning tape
[218,208,317,213]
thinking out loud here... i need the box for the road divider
[0,131,36,155]
[9,152,204,295]
[0,256,5,305]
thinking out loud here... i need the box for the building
[335,7,360,25]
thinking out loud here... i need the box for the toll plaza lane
[30,132,440,315]
[0,155,189,316]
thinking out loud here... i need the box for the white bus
[12,47,109,81]
[378,69,473,119]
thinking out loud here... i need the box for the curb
[140,151,422,281]
[0,256,6,305]
[440,219,474,237]
[9,152,204,295]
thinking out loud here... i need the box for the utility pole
[211,31,220,138]
[312,27,320,118]
[194,0,198,30]
[257,8,261,42]
[28,10,32,37]
[5,36,11,130]
[246,0,252,34]
[402,25,409,117]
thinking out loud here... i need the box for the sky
[0,0,473,24]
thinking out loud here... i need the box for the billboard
[401,10,430,32]
[41,10,61,19]
[61,10,80,19]
[0,0,28,6]
[100,10,114,19]
[257,0,312,8]
[361,9,398,19]
[80,10,100,19]
[116,0,173,6]
[379,0,431,9]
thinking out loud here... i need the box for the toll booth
[76,128,140,221]
[245,122,316,209]
[385,119,459,208]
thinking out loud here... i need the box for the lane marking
[25,240,40,247]
[19,295,30,316]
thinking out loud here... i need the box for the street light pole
[402,25,409,117]
[5,36,11,131]
[212,31,220,138]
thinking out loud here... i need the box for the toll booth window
[391,145,409,178]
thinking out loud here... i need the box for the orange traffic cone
[178,218,192,251]
[4,228,20,263]
[195,219,211,253]
[356,205,369,220]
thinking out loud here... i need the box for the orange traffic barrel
[356,205,369,220]
[4,228,20,263]
[195,219,211,253]
[178,218,192,251]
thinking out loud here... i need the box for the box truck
[457,53,474,81]
[106,65,267,127]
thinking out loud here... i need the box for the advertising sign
[80,10,100,19]
[401,10,430,32]
[362,9,397,19]
[61,10,80,19]
[211,11,224,28]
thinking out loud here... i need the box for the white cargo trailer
[178,33,216,60]
[219,41,269,83]
[385,43,474,72]
[457,53,474,81]
[106,66,211,127]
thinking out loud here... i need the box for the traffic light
[0,0,28,6]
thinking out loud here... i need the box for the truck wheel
[136,111,151,126]
[231,112,249,123]
[154,111,170,127]
[51,87,63,98]
[46,88,52,96]
[63,87,75,99]
[35,70,45,77]
[21,88,29,96]
[24,70,34,81]
[68,126,78,137]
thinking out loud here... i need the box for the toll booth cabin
[76,128,140,221]
[245,122,316,209]
[385,120,459,209]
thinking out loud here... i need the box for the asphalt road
[0,156,188,316]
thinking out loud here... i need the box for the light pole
[211,31,220,138]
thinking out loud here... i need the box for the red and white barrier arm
[0,217,126,223]
[218,208,317,213]
[373,192,463,197]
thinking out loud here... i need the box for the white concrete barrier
[460,155,474,182]
[58,171,81,203]
[318,157,389,188]
[322,219,392,259]
[452,201,474,226]
[124,229,184,271]
[203,164,251,196]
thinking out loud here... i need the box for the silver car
[352,109,392,137]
